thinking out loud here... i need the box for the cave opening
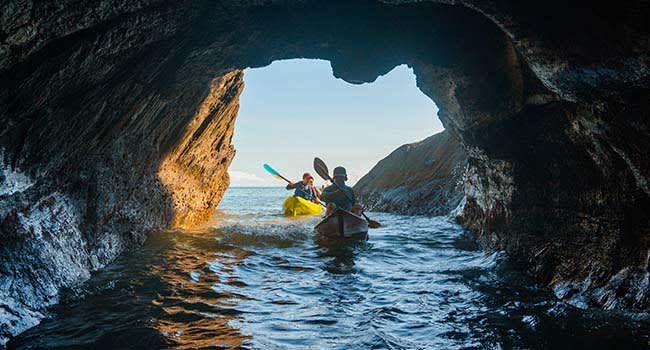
[2,0,649,344]
[229,58,443,187]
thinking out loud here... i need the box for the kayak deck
[314,209,369,239]
[283,196,323,216]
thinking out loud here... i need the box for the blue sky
[229,59,443,187]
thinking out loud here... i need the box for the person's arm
[319,187,335,202]
[309,185,321,202]
[286,182,297,190]
[321,186,345,202]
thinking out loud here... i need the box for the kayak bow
[283,196,323,216]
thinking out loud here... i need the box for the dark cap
[333,166,347,178]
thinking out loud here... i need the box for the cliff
[354,131,466,216]
[1,0,649,343]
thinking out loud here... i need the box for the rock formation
[354,131,467,216]
[158,72,242,229]
[0,69,243,344]
[1,0,648,344]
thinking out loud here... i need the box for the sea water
[8,187,650,349]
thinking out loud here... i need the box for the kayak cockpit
[283,195,323,216]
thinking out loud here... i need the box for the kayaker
[286,172,320,203]
[320,166,362,215]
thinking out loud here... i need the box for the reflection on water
[316,240,368,275]
[8,188,650,349]
[152,233,252,349]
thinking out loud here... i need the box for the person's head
[332,166,347,185]
[302,172,314,185]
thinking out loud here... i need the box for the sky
[228,59,443,187]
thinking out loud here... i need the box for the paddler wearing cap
[319,166,362,215]
[286,172,321,203]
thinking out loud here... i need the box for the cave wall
[458,95,650,309]
[1,0,649,343]
[1,0,245,342]
[354,131,467,216]
[158,71,242,229]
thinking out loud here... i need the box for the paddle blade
[361,211,381,228]
[263,163,283,180]
[313,157,331,181]
[368,219,381,229]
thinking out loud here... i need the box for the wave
[214,220,316,247]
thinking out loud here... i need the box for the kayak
[283,195,323,216]
[314,209,369,239]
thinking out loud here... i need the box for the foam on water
[216,221,313,247]
[8,187,650,349]
[210,187,321,247]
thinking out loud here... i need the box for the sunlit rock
[158,71,243,229]
[354,131,467,216]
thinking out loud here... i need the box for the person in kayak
[286,172,321,203]
[320,166,362,215]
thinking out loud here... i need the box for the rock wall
[354,131,467,216]
[0,0,649,343]
[0,69,243,344]
[158,72,242,229]
[0,5,245,337]
[458,98,650,310]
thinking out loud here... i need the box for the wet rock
[0,190,91,344]
[0,59,244,345]
[354,131,467,216]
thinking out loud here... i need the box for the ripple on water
[8,188,650,349]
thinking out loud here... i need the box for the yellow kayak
[283,196,323,216]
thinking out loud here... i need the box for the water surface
[9,187,650,349]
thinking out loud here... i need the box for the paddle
[263,163,326,207]
[313,157,381,228]
[263,163,293,184]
